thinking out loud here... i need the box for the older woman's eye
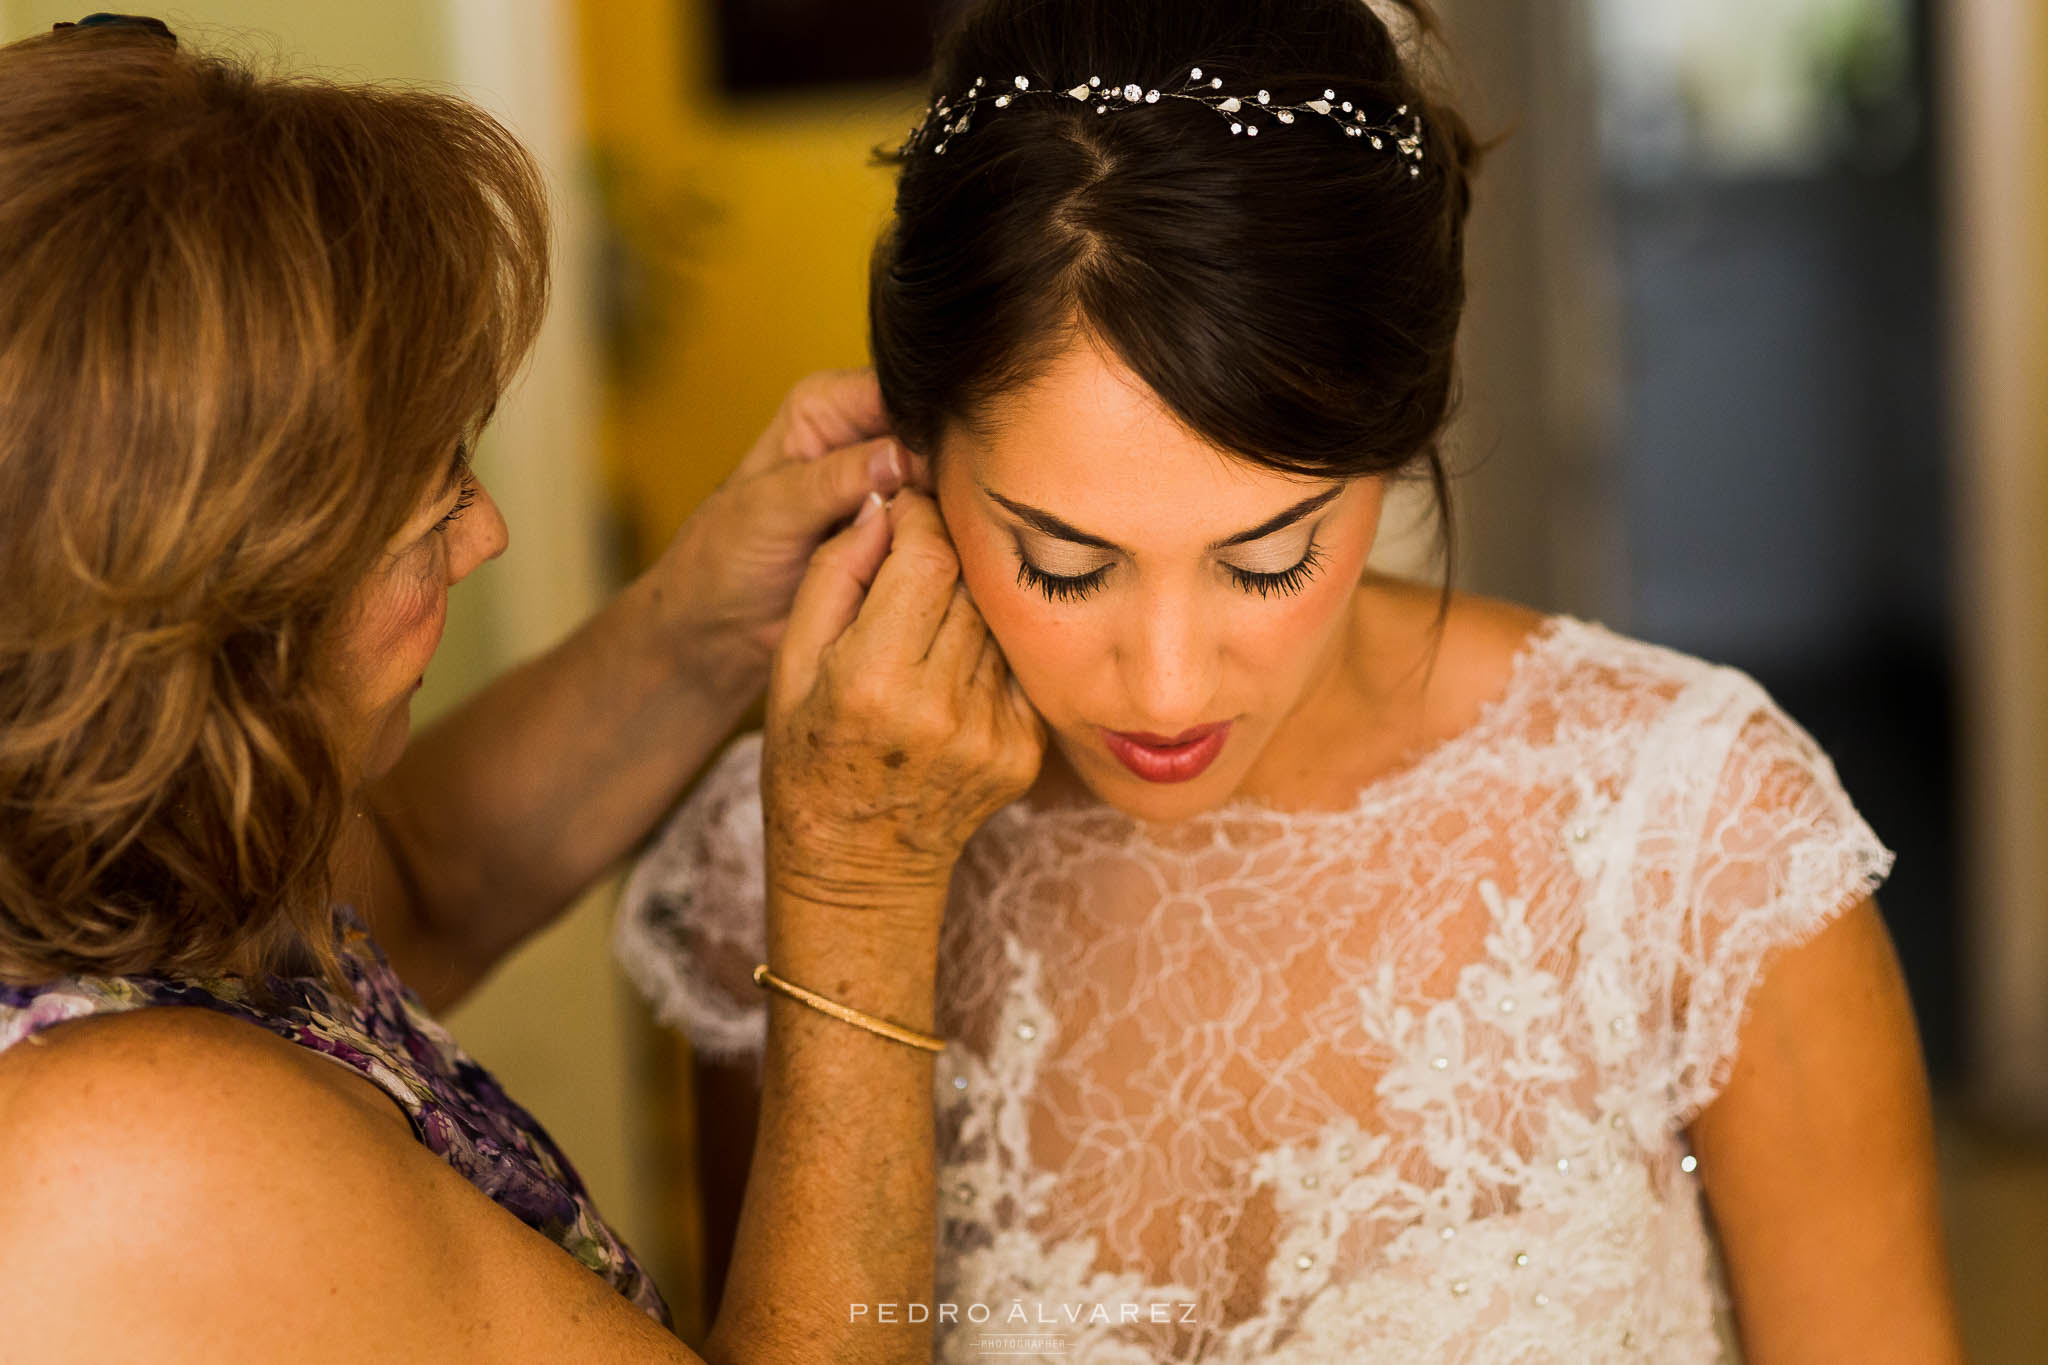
[1226,540,1326,599]
[1016,558,1110,602]
[430,475,479,536]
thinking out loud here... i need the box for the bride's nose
[1116,588,1221,729]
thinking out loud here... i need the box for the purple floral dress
[0,903,672,1329]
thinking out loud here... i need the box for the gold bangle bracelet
[751,963,947,1053]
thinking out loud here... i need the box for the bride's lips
[1101,722,1231,783]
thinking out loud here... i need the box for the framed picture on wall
[709,0,967,95]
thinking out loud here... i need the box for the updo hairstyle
[871,0,1481,545]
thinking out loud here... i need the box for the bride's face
[936,340,1385,821]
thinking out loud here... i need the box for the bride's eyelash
[1227,541,1327,598]
[1017,558,1110,602]
[1015,540,1328,603]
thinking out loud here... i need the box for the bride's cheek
[954,549,1062,695]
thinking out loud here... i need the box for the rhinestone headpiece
[899,66,1427,176]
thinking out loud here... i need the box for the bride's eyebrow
[982,485,1342,554]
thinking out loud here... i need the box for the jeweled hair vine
[900,65,1428,175]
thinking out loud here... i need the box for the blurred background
[2,0,2040,1357]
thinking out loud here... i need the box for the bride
[620,0,1964,1359]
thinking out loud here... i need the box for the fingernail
[855,489,885,525]
[867,441,905,487]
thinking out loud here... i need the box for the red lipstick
[1101,722,1231,783]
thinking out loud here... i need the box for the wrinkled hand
[763,491,1044,919]
[651,369,926,692]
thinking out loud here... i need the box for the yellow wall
[572,1,924,1331]
[575,0,919,566]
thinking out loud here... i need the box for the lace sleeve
[1668,683,1894,1124]
[614,732,768,1065]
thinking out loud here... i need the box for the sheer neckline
[993,613,1586,838]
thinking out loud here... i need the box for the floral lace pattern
[617,617,1889,1362]
[1,903,671,1329]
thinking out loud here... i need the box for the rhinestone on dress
[1451,1280,1470,1296]
[1514,1252,1530,1268]
[1016,1022,1038,1041]
[1430,1055,1450,1070]
[1295,1253,1315,1271]
[1681,1154,1698,1173]
[952,1075,968,1090]
[1301,1173,1319,1189]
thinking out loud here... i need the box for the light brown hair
[0,25,550,991]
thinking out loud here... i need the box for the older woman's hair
[872,0,1478,548]
[0,25,549,990]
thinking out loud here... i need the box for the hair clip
[902,66,1425,175]
[52,13,176,43]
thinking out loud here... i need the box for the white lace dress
[616,616,1891,1363]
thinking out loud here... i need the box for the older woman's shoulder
[0,1004,695,1360]
[0,1001,410,1137]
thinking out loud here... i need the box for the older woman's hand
[649,369,924,694]
[762,490,1043,923]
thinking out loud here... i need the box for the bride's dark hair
[870,0,1480,554]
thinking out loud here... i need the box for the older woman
[0,17,1035,1363]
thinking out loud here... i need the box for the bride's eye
[1226,540,1326,599]
[1016,557,1111,602]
